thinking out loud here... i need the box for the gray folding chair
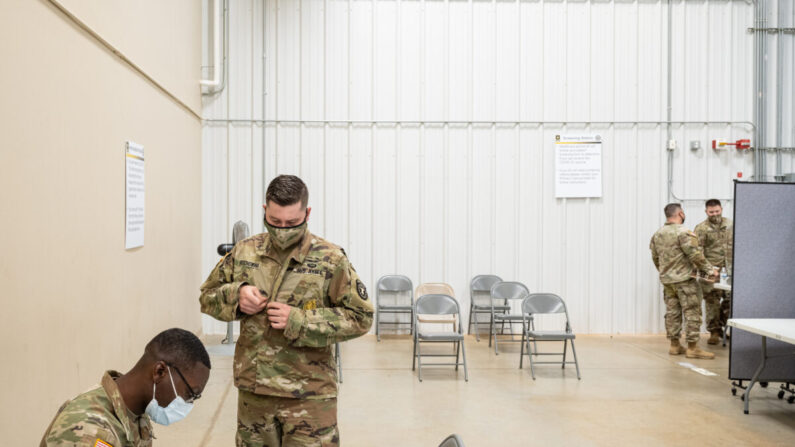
[375,275,414,341]
[412,294,468,382]
[334,342,342,384]
[468,275,508,341]
[521,293,581,380]
[438,434,466,447]
[490,281,532,354]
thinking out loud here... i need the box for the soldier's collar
[102,370,150,443]
[262,232,314,264]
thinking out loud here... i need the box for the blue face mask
[145,367,194,426]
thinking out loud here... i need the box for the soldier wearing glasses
[41,328,211,447]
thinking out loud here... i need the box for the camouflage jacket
[650,223,715,284]
[199,231,373,399]
[40,371,153,447]
[694,217,733,268]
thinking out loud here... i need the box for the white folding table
[727,318,795,414]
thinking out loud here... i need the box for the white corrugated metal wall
[201,0,793,336]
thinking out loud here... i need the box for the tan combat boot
[686,342,715,359]
[707,331,721,345]
[669,339,686,355]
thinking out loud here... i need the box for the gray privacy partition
[729,182,795,382]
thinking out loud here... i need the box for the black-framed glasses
[165,362,201,403]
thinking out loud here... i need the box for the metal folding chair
[412,294,468,382]
[521,293,581,380]
[468,275,507,341]
[438,434,466,447]
[375,275,414,341]
[489,281,531,354]
[415,283,457,330]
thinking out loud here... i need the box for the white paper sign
[125,142,145,249]
[554,134,603,198]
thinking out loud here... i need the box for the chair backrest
[416,282,455,298]
[377,275,413,294]
[521,293,567,315]
[490,281,530,303]
[438,434,465,447]
[470,275,502,303]
[415,294,459,316]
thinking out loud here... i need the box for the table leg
[743,336,768,414]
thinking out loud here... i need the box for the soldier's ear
[305,207,312,222]
[151,360,168,384]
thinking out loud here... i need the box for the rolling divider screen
[729,181,795,381]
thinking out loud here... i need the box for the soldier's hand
[266,302,293,329]
[239,285,268,315]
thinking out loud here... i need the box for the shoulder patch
[356,279,368,300]
[95,439,113,447]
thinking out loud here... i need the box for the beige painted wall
[0,0,202,444]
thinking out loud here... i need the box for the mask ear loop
[166,366,179,400]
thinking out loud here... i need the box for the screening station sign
[554,134,603,198]
[125,141,145,249]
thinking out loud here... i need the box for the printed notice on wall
[125,141,145,249]
[554,134,603,198]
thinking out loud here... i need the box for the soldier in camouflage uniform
[694,199,733,345]
[41,328,211,447]
[200,175,373,447]
[650,203,719,359]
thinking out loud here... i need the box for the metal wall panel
[200,0,789,336]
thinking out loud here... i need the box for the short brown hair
[705,199,722,208]
[664,203,682,218]
[266,175,309,208]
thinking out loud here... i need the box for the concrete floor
[156,334,795,446]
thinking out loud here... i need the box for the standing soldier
[650,203,719,359]
[200,175,373,447]
[695,199,733,345]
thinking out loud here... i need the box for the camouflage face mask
[708,215,722,225]
[263,213,307,250]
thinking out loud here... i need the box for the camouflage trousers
[703,287,731,333]
[663,279,703,343]
[237,390,339,447]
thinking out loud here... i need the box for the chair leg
[474,311,481,342]
[488,315,494,347]
[494,323,500,355]
[570,339,582,380]
[376,309,380,341]
[412,335,417,371]
[562,339,568,369]
[455,340,461,371]
[467,306,473,337]
[531,319,539,354]
[417,340,423,382]
[520,330,525,369]
[461,338,469,382]
[527,336,537,380]
[410,310,415,336]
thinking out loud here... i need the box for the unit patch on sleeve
[356,279,368,300]
[94,439,113,447]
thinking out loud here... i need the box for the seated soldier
[41,328,211,447]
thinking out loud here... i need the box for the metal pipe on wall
[262,0,268,213]
[201,0,223,91]
[776,1,783,178]
[754,0,768,179]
